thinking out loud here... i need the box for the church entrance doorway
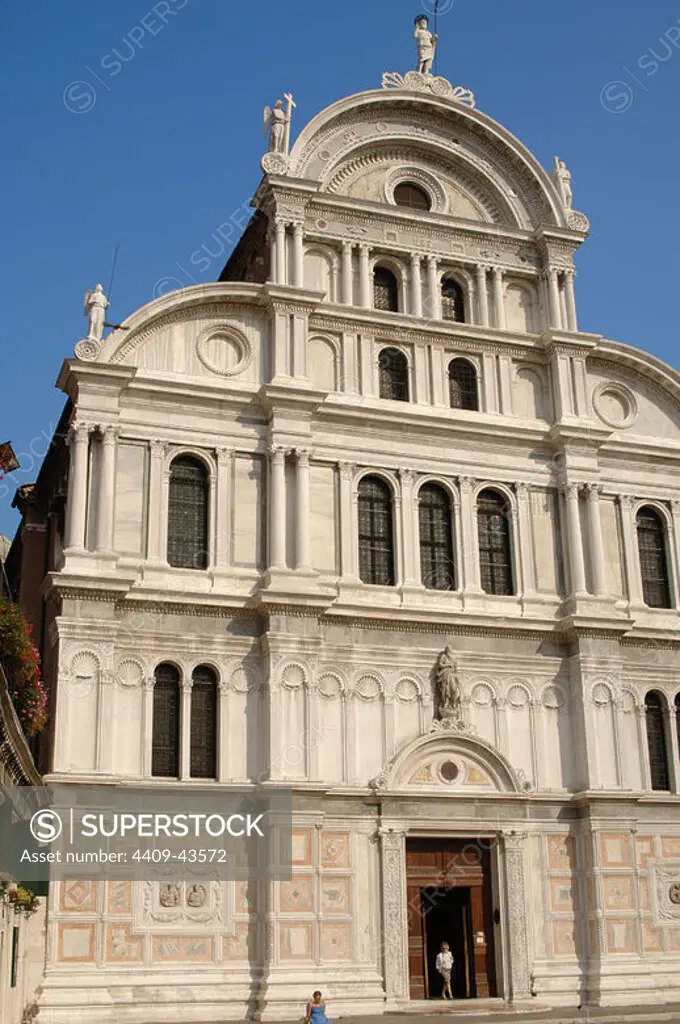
[406,837,497,1000]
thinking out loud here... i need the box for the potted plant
[0,599,48,736]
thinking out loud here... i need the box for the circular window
[440,760,460,783]
[195,325,251,377]
[393,182,431,211]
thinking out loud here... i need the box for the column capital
[618,493,634,509]
[143,675,156,691]
[66,421,92,446]
[216,446,233,466]
[514,481,530,500]
[149,439,167,459]
[410,251,422,264]
[563,482,582,501]
[358,242,371,255]
[476,262,490,275]
[295,447,311,466]
[341,239,353,253]
[502,829,528,849]
[398,467,415,485]
[181,678,194,693]
[491,264,504,277]
[458,475,476,493]
[99,424,120,444]
[426,253,438,267]
[338,461,355,483]
[670,499,680,515]
[267,444,287,463]
[585,482,603,498]
[291,220,304,233]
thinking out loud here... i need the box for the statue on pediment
[551,157,573,210]
[414,14,438,75]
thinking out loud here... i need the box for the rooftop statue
[551,157,573,210]
[84,283,109,343]
[414,14,438,75]
[262,93,296,175]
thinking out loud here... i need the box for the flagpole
[434,0,440,76]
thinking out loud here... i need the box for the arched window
[373,266,399,312]
[167,455,209,570]
[448,358,478,411]
[645,691,670,791]
[190,665,218,779]
[394,182,431,211]
[477,489,514,596]
[358,476,395,586]
[419,484,455,590]
[441,278,466,322]
[379,347,409,402]
[637,507,671,608]
[152,663,180,778]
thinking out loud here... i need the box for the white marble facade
[36,71,680,1022]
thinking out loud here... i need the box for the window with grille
[393,182,431,211]
[448,358,478,410]
[358,475,395,586]
[441,278,466,322]
[637,507,671,608]
[373,267,399,312]
[167,455,209,569]
[152,664,181,778]
[477,489,514,596]
[190,665,218,779]
[645,691,670,791]
[379,347,409,402]
[419,484,455,590]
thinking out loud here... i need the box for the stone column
[274,220,286,285]
[547,267,563,330]
[669,499,680,608]
[502,831,532,1002]
[426,255,440,320]
[65,422,91,551]
[358,244,371,308]
[307,679,321,781]
[142,675,155,777]
[96,426,118,553]
[330,253,339,303]
[410,253,422,317]
[341,241,353,305]
[295,448,312,570]
[399,469,418,586]
[268,446,287,570]
[180,677,193,781]
[585,484,607,596]
[476,264,489,326]
[147,440,166,562]
[96,668,115,773]
[215,447,233,570]
[514,483,533,597]
[459,476,481,592]
[618,494,643,606]
[563,484,587,596]
[492,266,506,329]
[292,222,304,288]
[379,828,410,1006]
[338,462,357,578]
[269,226,277,284]
[218,680,229,783]
[564,270,578,331]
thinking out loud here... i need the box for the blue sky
[2,0,680,537]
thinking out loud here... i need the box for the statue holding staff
[414,14,438,75]
[264,93,296,155]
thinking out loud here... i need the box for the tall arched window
[645,691,670,791]
[373,266,399,312]
[477,489,514,596]
[379,347,409,402]
[358,476,395,586]
[441,278,466,322]
[449,358,478,410]
[637,507,671,608]
[167,455,209,570]
[190,665,218,779]
[152,663,181,778]
[419,484,455,591]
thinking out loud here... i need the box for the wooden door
[405,838,497,1000]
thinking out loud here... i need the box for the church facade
[11,36,680,1024]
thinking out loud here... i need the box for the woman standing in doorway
[435,941,454,999]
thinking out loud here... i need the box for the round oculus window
[440,760,460,782]
[393,182,431,211]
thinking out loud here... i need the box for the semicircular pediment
[371,723,526,795]
[289,90,564,230]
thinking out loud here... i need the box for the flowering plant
[2,885,40,916]
[0,599,48,736]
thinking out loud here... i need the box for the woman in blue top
[305,990,331,1024]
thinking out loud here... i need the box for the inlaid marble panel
[320,922,352,960]
[58,923,95,962]
[60,880,96,913]
[603,876,634,911]
[280,876,314,913]
[153,936,213,962]
[606,920,636,953]
[321,832,350,868]
[321,876,351,914]
[547,835,575,871]
[223,923,256,960]
[107,880,132,914]
[600,834,631,867]
[279,923,312,959]
[106,925,143,961]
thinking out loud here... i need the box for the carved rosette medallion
[381,70,476,107]
[261,152,290,175]
[74,338,101,361]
